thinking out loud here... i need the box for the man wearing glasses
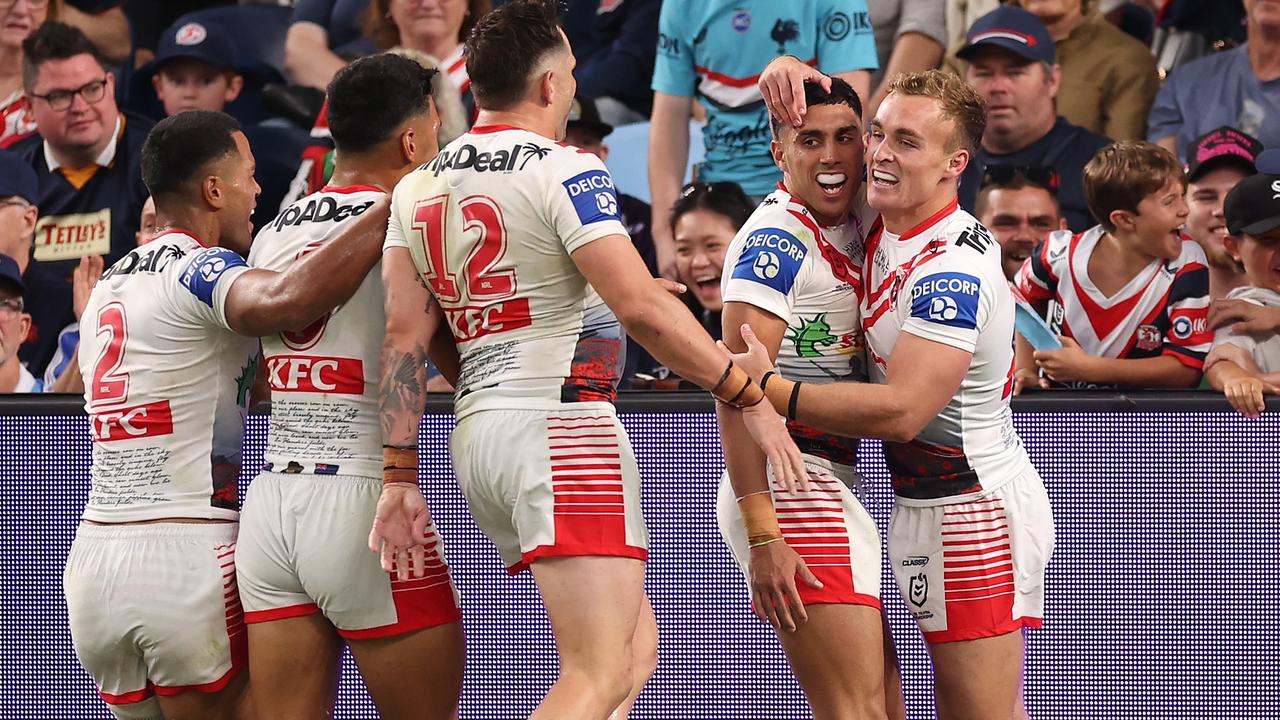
[9,21,151,283]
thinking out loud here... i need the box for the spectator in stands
[60,1,129,66]
[0,147,68,379]
[0,254,37,392]
[1017,141,1210,389]
[1206,169,1280,417]
[134,195,155,245]
[945,0,1000,48]
[285,0,377,90]
[1007,0,1159,140]
[956,6,1111,231]
[1183,126,1259,299]
[11,22,151,282]
[1,0,49,148]
[563,0,660,122]
[365,0,489,117]
[866,0,947,119]
[630,181,754,384]
[565,94,656,274]
[149,21,244,117]
[1149,0,1280,159]
[974,166,1066,281]
[649,1,877,280]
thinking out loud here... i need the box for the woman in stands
[0,0,52,147]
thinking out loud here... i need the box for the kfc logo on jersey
[91,400,174,442]
[182,247,248,307]
[909,272,981,330]
[732,227,807,294]
[563,169,621,225]
[1135,324,1162,351]
[266,355,365,394]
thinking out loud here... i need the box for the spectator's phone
[1014,297,1062,351]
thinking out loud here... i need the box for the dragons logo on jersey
[236,352,259,407]
[787,314,838,358]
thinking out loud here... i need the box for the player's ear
[204,174,225,210]
[540,69,556,107]
[945,147,969,179]
[400,126,416,164]
[771,138,785,171]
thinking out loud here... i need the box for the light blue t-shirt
[1147,44,1280,161]
[652,1,878,197]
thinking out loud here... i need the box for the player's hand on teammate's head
[368,483,433,580]
[1222,375,1277,419]
[758,55,832,129]
[748,539,823,632]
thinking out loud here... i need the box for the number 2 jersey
[248,185,385,478]
[386,124,628,419]
[720,185,870,466]
[78,232,258,522]
[861,199,1032,504]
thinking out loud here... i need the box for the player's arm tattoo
[379,342,430,449]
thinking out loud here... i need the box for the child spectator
[1017,141,1211,388]
[150,21,244,117]
[1205,170,1280,417]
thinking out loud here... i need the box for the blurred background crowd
[0,0,1276,414]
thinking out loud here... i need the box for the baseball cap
[155,21,238,71]
[1224,172,1280,236]
[566,95,613,140]
[1185,126,1260,182]
[956,6,1056,65]
[0,254,25,298]
[0,149,38,204]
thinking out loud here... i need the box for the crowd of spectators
[0,0,1276,416]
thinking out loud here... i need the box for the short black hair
[22,21,103,91]
[141,111,243,202]
[769,76,863,139]
[327,54,438,154]
[465,0,565,111]
[670,181,755,234]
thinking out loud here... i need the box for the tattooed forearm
[379,342,430,449]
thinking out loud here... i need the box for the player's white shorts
[236,471,462,639]
[450,404,648,572]
[889,469,1055,643]
[63,522,245,718]
[717,456,881,608]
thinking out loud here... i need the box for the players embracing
[750,62,1057,719]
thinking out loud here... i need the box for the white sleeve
[720,224,807,322]
[176,247,252,332]
[384,184,411,252]
[898,253,991,354]
[545,150,629,254]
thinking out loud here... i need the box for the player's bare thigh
[529,555,647,720]
[779,603,889,720]
[153,670,253,720]
[347,621,465,720]
[928,629,1025,720]
[245,613,343,720]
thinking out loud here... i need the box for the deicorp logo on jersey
[909,272,982,330]
[731,227,807,295]
[563,170,621,225]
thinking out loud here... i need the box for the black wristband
[787,381,802,421]
[760,371,776,393]
[710,360,734,395]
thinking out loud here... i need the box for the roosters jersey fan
[1018,227,1212,387]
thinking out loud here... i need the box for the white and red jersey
[78,231,259,522]
[248,185,385,478]
[721,184,874,466]
[441,45,472,108]
[1017,226,1212,387]
[860,199,1031,505]
[0,90,36,148]
[386,124,629,419]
